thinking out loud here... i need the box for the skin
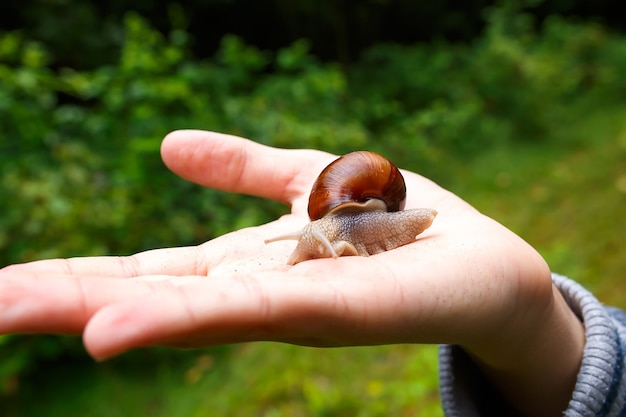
[0,130,584,417]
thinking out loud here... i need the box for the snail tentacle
[264,231,303,244]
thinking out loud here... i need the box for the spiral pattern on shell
[307,151,407,220]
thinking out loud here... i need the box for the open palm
[0,130,552,362]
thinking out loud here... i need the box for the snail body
[265,151,437,265]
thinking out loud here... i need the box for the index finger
[0,246,208,278]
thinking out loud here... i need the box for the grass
[1,344,441,416]
[2,105,625,417]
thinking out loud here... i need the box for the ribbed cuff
[553,273,626,417]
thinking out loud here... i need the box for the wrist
[463,277,585,417]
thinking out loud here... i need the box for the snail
[265,151,438,265]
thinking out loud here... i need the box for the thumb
[160,130,333,205]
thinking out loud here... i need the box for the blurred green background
[1,0,625,416]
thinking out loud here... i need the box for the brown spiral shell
[307,151,407,220]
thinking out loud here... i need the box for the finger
[83,265,397,360]
[160,130,334,204]
[83,273,305,360]
[1,246,209,278]
[0,270,170,334]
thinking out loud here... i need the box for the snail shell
[308,151,407,220]
[265,151,437,265]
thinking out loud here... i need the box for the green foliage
[1,6,626,415]
[353,10,626,160]
[3,344,442,417]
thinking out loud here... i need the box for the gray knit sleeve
[438,273,626,417]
